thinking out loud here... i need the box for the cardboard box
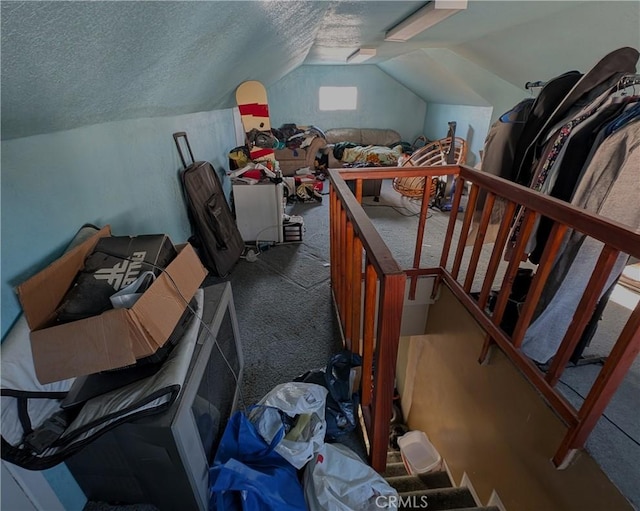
[57,234,177,322]
[17,226,208,384]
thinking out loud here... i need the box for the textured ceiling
[1,1,639,140]
[307,0,588,63]
[1,1,327,139]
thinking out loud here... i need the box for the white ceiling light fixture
[346,48,377,64]
[385,0,468,42]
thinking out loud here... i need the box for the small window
[319,86,357,111]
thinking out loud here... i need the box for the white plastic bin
[397,430,442,475]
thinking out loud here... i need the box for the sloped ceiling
[1,1,639,140]
[1,1,327,139]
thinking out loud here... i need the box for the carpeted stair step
[384,449,452,488]
[397,487,478,510]
[387,450,403,464]
[386,472,453,493]
[383,461,410,478]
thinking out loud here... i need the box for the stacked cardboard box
[17,226,207,384]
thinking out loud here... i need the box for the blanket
[333,143,405,166]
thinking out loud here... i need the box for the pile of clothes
[330,142,409,167]
[245,124,326,151]
[271,124,326,150]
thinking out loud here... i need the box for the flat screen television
[66,282,243,511]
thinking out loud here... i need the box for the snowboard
[235,80,276,163]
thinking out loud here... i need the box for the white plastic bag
[304,443,399,511]
[252,382,328,469]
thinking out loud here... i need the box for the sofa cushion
[360,129,401,147]
[325,128,401,147]
[274,136,327,176]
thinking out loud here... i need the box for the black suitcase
[173,132,244,276]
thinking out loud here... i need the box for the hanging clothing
[505,53,640,257]
[468,73,583,246]
[508,95,607,255]
[522,120,640,363]
[471,47,639,251]
[514,46,639,186]
[510,71,583,185]
[468,99,534,245]
[481,98,535,181]
[535,115,640,309]
[470,47,640,364]
[529,98,639,263]
[605,101,640,135]
[514,92,632,257]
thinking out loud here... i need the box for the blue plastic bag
[208,408,307,511]
[295,350,362,440]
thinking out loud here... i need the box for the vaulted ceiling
[1,1,639,140]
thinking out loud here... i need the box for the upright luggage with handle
[173,132,244,276]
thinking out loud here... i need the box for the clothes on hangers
[510,71,583,185]
[509,89,636,257]
[508,98,609,255]
[528,107,639,309]
[469,53,631,245]
[503,49,640,259]
[467,47,640,364]
[529,96,639,263]
[467,72,583,246]
[513,46,639,186]
[575,97,640,182]
[467,98,535,245]
[605,100,640,135]
[521,119,640,363]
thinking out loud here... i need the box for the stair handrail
[328,163,640,471]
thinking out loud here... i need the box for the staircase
[382,450,500,511]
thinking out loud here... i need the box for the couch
[325,128,402,198]
[273,136,327,177]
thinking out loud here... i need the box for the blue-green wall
[1,109,236,338]
[423,103,494,167]
[2,108,237,510]
[3,62,431,338]
[268,65,427,142]
[267,65,491,166]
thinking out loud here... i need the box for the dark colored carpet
[204,188,369,461]
[208,178,640,508]
[87,179,639,509]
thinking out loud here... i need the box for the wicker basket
[393,176,439,199]
[393,137,467,199]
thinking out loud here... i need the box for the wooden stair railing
[329,169,406,472]
[329,164,640,473]
[329,165,456,472]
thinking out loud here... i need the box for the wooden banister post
[370,273,406,472]
[554,301,640,468]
